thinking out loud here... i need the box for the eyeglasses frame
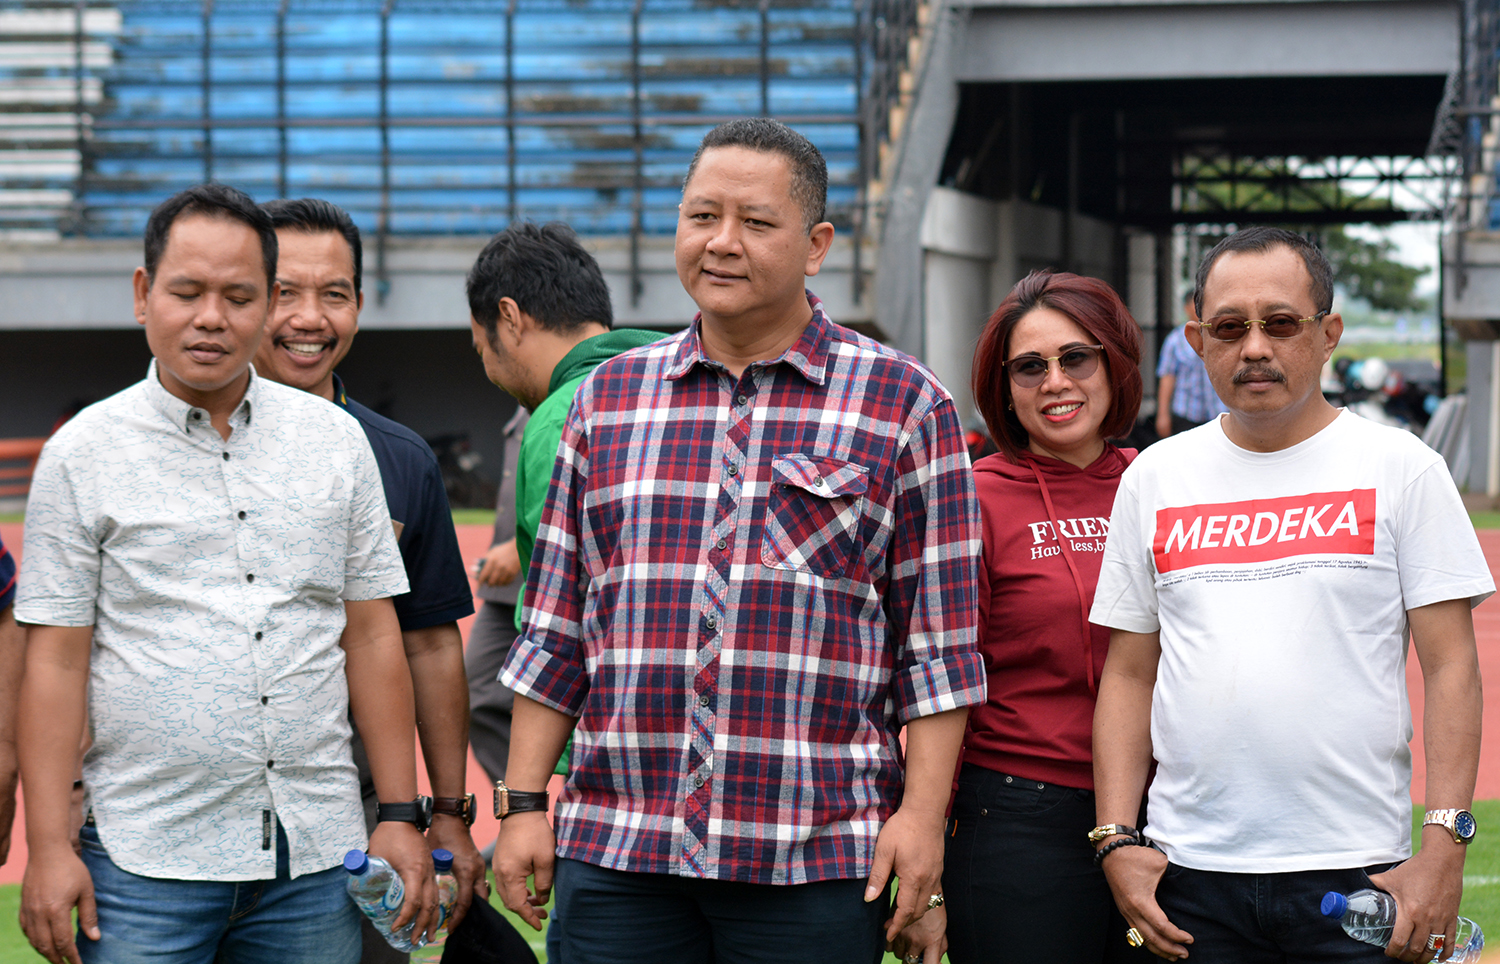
[1004,344,1106,389]
[1193,310,1331,342]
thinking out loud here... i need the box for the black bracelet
[1093,837,1145,867]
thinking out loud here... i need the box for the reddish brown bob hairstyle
[972,270,1143,462]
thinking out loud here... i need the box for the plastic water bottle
[344,850,421,952]
[1321,889,1485,961]
[433,848,458,937]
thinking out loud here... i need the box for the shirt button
[726,464,737,476]
[222,452,230,461]
[261,696,268,705]
[698,694,710,707]
[254,631,263,640]
[191,412,201,420]
[246,573,255,583]
[237,510,246,520]
[704,615,717,629]
[693,775,705,788]
[814,476,825,487]
[715,538,727,550]
[737,394,747,405]
[266,760,274,769]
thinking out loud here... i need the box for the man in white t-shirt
[1090,226,1492,964]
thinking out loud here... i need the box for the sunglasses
[1194,310,1329,342]
[1004,345,1104,388]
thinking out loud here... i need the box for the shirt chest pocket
[759,454,869,579]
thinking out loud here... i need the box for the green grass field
[0,803,1494,962]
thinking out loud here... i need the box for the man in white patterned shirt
[14,184,437,964]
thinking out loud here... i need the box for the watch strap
[1424,808,1477,844]
[433,794,477,826]
[493,782,549,819]
[376,797,432,832]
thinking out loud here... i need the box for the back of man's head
[260,197,363,295]
[145,183,278,288]
[466,221,614,346]
[684,117,828,233]
[1193,226,1333,320]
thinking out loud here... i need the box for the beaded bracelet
[1093,837,1148,867]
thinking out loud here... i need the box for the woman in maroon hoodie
[903,271,1143,964]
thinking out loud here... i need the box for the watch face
[1455,810,1477,841]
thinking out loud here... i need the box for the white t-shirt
[1091,410,1493,873]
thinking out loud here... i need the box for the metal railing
[0,0,924,305]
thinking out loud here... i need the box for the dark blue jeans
[944,764,1148,964]
[1155,861,1400,963]
[553,857,890,964]
[77,822,360,964]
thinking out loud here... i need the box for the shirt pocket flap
[770,454,869,498]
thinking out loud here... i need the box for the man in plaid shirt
[490,118,985,964]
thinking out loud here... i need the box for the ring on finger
[927,893,945,910]
[1126,927,1145,948]
[905,956,921,963]
[1427,934,1447,952]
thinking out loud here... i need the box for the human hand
[428,815,488,934]
[865,805,945,942]
[369,821,437,942]
[478,541,520,587]
[19,846,99,964]
[1369,836,1466,963]
[492,811,556,931]
[1100,844,1192,960]
[1155,410,1172,440]
[888,903,947,964]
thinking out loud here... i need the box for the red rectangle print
[1152,489,1376,573]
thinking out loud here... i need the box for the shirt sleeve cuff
[891,648,987,724]
[499,634,589,717]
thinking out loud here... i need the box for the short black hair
[683,117,828,232]
[1194,226,1334,320]
[466,221,613,345]
[260,197,363,295]
[143,183,277,288]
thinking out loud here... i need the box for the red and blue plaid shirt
[501,293,984,885]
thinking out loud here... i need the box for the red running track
[0,521,1495,885]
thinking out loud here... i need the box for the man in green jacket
[466,222,661,629]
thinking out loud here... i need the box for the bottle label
[381,875,405,913]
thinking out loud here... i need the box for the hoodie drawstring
[1025,455,1099,698]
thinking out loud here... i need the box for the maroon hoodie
[962,444,1135,790]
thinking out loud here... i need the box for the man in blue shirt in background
[253,198,485,960]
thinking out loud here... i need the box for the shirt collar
[143,359,258,434]
[330,372,350,410]
[664,290,832,385]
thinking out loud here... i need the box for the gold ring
[1126,927,1145,948]
[927,893,945,910]
[1427,934,1446,952]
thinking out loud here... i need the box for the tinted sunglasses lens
[1208,321,1248,341]
[1261,318,1304,337]
[1059,349,1100,379]
[1008,359,1049,387]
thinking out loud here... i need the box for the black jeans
[553,857,889,964]
[1155,862,1399,963]
[944,764,1147,964]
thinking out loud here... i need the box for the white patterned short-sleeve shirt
[16,362,409,881]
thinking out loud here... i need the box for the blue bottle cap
[344,850,370,875]
[1321,892,1347,918]
[432,848,454,873]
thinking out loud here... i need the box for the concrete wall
[918,185,1126,419]
[957,0,1458,82]
[0,234,873,332]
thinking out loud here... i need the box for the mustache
[1232,366,1286,385]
